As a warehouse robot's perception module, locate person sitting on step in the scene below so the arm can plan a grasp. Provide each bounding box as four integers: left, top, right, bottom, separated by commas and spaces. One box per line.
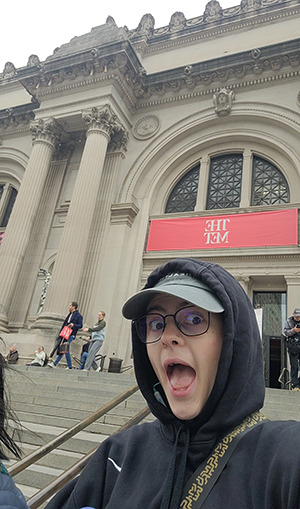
26, 346, 47, 367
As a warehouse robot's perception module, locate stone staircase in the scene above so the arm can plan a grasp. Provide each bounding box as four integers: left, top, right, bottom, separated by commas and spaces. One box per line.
4, 365, 153, 503
3, 366, 300, 506
264, 387, 300, 421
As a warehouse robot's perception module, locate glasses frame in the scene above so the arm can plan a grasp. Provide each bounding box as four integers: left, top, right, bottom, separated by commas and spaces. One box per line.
133, 306, 211, 344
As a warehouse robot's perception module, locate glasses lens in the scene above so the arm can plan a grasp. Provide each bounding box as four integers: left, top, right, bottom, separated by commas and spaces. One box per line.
135, 314, 164, 343
175, 307, 209, 336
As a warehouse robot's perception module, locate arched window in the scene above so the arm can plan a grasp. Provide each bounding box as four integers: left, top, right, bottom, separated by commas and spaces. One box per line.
206, 154, 243, 210
165, 164, 200, 213
251, 156, 289, 206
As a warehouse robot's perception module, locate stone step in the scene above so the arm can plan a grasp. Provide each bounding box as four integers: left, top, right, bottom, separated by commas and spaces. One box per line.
4, 367, 151, 500
262, 387, 300, 421
6, 368, 300, 503
15, 410, 130, 433
12, 401, 145, 421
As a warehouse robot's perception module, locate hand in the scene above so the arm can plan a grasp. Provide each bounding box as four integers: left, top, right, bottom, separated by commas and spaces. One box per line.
82, 328, 88, 332
69, 323, 74, 328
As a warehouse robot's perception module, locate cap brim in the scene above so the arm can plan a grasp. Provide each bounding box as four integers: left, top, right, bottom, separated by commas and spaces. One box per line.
122, 276, 224, 319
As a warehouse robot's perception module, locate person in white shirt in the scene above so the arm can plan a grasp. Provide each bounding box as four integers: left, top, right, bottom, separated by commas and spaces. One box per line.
26, 346, 46, 367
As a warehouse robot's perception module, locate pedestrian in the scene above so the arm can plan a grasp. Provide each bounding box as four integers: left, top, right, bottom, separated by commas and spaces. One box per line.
48, 302, 83, 369
82, 312, 106, 371
284, 308, 300, 390
45, 258, 300, 509
26, 346, 47, 367
77, 341, 89, 370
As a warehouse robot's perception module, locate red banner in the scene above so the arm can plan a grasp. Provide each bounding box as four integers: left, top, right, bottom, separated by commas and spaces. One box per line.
146, 209, 298, 251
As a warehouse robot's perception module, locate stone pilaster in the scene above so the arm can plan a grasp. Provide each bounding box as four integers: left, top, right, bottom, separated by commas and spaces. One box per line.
35, 105, 125, 328
236, 275, 252, 298
284, 276, 300, 316
0, 118, 60, 332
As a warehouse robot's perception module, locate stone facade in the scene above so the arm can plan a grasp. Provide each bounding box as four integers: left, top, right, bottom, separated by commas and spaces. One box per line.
0, 0, 300, 375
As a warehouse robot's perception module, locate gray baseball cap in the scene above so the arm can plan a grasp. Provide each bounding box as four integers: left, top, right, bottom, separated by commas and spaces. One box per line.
294, 308, 300, 316
122, 273, 224, 319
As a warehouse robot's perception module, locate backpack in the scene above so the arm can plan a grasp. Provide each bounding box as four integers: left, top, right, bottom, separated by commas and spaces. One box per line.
43, 353, 49, 366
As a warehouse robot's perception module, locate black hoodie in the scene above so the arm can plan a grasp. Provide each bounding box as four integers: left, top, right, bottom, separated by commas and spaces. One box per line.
46, 258, 300, 509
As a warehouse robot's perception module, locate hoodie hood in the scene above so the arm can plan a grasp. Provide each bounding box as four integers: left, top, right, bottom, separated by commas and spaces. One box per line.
126, 258, 265, 439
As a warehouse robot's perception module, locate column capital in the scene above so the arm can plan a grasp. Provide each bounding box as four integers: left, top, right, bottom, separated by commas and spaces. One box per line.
284, 275, 300, 285
30, 117, 61, 148
108, 126, 129, 153
236, 275, 253, 292
110, 202, 139, 227
52, 139, 76, 162
82, 105, 123, 140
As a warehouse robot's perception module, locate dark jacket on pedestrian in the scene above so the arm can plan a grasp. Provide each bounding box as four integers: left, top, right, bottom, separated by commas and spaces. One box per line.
60, 310, 83, 338
284, 315, 300, 352
45, 258, 300, 509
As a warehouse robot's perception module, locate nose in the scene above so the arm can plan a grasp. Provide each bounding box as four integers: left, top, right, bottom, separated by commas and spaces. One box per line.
161, 315, 183, 347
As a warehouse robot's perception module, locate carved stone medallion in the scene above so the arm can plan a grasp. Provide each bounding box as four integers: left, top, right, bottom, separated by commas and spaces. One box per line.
133, 115, 161, 140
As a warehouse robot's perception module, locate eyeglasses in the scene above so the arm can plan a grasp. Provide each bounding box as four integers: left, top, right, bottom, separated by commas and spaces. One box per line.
134, 306, 210, 344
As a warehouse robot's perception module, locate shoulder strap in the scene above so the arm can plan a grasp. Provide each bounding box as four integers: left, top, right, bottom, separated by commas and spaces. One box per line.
180, 412, 268, 509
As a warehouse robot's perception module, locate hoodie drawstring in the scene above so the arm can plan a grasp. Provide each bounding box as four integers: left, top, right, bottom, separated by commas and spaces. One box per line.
161, 425, 190, 509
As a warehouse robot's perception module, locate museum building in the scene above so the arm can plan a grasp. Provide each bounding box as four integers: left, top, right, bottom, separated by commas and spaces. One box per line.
0, 0, 299, 385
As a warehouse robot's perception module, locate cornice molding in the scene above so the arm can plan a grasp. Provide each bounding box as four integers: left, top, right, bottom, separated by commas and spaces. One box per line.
1, 1, 299, 114
19, 39, 299, 107
143, 250, 300, 264
21, 72, 137, 111
128, 1, 300, 54
0, 105, 36, 132
135, 69, 300, 109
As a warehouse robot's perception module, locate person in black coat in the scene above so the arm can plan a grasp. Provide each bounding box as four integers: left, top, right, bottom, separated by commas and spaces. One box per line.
48, 302, 83, 369
284, 308, 300, 389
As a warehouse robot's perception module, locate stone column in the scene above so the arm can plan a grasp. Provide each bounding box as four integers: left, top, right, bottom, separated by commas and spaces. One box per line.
78, 129, 128, 322
9, 142, 75, 330
0, 183, 11, 219
35, 105, 124, 328
0, 118, 60, 332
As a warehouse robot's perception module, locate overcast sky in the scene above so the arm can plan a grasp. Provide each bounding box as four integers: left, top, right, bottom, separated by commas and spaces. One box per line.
2, 0, 236, 71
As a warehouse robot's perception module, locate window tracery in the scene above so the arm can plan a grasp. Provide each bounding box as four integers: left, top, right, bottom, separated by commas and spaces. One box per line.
251, 156, 289, 206
206, 154, 243, 209
165, 165, 200, 213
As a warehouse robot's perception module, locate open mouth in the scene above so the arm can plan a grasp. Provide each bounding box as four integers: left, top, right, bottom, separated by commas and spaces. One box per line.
166, 363, 196, 392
